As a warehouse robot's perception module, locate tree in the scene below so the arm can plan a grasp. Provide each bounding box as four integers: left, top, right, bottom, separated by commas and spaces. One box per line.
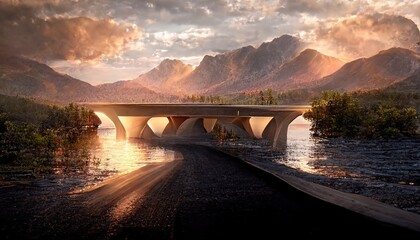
266, 88, 275, 105
365, 104, 417, 138
259, 91, 265, 105
303, 91, 363, 137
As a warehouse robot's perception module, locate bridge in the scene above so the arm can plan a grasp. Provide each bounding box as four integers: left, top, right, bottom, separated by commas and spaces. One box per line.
85, 104, 310, 148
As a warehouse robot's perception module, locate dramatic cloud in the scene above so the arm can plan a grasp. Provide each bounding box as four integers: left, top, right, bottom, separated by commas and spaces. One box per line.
0, 3, 140, 61
313, 14, 420, 60
0, 0, 419, 84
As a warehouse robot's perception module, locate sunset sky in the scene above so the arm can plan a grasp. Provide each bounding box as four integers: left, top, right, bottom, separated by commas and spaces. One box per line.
0, 0, 419, 85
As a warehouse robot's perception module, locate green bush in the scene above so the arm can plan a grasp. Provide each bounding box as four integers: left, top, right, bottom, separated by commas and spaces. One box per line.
303, 92, 363, 137
304, 91, 418, 139
364, 105, 417, 138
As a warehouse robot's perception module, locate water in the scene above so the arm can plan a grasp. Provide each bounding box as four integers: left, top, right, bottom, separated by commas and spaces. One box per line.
220, 122, 419, 184
91, 123, 419, 187
217, 121, 420, 213
60, 128, 177, 190
91, 128, 175, 175
284, 124, 420, 185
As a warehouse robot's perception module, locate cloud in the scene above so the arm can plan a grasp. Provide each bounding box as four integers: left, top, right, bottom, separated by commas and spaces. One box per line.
151, 28, 214, 48
276, 0, 356, 18
313, 13, 420, 60
0, 3, 141, 61
2, 0, 420, 85
48, 59, 152, 85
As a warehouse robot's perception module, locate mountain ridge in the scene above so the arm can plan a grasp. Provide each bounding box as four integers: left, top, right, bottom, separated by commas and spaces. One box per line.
0, 54, 165, 103
0, 54, 98, 102
178, 34, 305, 94
133, 59, 193, 94
317, 47, 420, 91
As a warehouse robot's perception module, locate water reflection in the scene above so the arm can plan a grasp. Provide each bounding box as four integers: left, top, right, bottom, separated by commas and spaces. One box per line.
91, 119, 419, 187
91, 128, 175, 175
80, 128, 179, 227
282, 123, 319, 174
275, 120, 420, 184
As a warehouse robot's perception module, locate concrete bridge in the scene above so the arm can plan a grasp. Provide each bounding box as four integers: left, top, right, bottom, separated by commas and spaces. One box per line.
85, 104, 310, 148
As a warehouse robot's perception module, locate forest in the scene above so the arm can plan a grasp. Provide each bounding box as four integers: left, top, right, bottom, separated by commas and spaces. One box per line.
0, 95, 101, 176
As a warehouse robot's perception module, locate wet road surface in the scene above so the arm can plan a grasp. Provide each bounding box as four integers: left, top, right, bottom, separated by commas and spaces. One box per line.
0, 144, 419, 239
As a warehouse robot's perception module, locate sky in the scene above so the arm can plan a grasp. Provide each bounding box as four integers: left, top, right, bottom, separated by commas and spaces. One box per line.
0, 0, 419, 85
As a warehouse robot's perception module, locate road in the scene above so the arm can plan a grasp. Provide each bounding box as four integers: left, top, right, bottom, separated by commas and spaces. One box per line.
0, 144, 419, 239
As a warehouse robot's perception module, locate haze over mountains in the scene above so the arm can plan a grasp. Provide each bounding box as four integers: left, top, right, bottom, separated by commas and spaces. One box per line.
0, 34, 419, 103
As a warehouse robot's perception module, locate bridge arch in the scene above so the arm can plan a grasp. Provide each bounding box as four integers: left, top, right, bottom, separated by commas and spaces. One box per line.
147, 117, 170, 137
176, 118, 207, 136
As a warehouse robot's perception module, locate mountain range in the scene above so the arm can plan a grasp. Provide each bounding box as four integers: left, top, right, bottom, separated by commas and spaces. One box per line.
0, 35, 419, 103
127, 35, 419, 95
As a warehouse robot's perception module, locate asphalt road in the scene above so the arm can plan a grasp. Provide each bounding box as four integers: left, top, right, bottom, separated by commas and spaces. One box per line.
0, 144, 419, 239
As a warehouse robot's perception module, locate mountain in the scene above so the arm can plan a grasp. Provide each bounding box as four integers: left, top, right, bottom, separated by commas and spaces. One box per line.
0, 54, 166, 103
96, 80, 176, 103
317, 48, 420, 91
0, 54, 98, 102
253, 49, 344, 91
133, 59, 193, 94
178, 34, 305, 94
385, 69, 420, 93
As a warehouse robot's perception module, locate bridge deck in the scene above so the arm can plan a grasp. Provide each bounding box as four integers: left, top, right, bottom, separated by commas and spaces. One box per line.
84, 104, 310, 117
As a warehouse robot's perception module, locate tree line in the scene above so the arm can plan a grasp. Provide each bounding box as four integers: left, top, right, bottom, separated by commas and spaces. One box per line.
183, 88, 317, 105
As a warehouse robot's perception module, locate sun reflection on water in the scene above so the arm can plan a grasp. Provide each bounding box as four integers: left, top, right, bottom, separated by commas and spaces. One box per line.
92, 128, 175, 175
281, 122, 320, 174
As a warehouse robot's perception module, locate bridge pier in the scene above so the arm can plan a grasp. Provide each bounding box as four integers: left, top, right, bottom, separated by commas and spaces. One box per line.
95, 109, 126, 140
163, 117, 189, 135
203, 118, 218, 133
271, 112, 302, 149
118, 116, 150, 138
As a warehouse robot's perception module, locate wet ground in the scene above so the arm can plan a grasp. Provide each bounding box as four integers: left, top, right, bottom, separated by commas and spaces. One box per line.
0, 144, 418, 239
